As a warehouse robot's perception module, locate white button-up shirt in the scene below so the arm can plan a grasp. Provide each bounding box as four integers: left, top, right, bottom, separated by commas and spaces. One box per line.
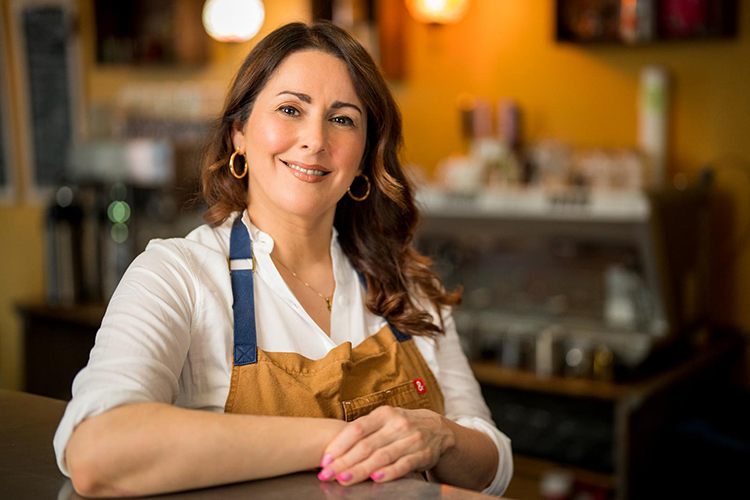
53, 211, 512, 496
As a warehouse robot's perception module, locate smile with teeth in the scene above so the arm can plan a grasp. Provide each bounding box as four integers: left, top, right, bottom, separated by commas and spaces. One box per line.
281, 160, 329, 177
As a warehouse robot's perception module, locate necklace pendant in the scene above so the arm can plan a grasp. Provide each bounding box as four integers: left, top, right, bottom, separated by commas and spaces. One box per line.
325, 297, 332, 311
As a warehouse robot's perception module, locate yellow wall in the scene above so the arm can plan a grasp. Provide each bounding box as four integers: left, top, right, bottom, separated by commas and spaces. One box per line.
1, 0, 749, 389
0, 0, 46, 390
395, 1, 750, 332
397, 1, 750, 172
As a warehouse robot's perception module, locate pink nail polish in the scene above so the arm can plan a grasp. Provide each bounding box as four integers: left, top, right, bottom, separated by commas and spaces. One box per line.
370, 471, 385, 481
337, 472, 353, 482
320, 454, 334, 468
318, 468, 335, 481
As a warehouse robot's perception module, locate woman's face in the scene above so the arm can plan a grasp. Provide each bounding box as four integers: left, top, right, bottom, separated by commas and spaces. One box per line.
233, 49, 368, 221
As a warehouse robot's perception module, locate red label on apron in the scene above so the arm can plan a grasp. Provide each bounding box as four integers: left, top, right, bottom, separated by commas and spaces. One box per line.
413, 378, 426, 394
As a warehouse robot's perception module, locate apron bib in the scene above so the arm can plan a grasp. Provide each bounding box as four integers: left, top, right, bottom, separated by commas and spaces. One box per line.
224, 214, 445, 420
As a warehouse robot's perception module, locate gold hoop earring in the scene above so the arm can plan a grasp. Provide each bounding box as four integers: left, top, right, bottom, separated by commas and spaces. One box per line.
347, 173, 370, 201
229, 148, 247, 179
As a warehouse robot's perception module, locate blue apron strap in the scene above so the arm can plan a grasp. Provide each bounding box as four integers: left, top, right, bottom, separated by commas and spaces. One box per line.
355, 270, 412, 342
230, 214, 257, 365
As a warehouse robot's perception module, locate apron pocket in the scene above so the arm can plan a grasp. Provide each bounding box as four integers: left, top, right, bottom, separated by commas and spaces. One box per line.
342, 379, 431, 422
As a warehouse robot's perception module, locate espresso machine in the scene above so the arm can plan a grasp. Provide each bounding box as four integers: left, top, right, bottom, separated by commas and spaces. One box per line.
415, 185, 711, 379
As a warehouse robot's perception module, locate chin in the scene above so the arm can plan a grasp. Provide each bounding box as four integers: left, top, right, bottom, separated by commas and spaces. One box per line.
277, 192, 340, 219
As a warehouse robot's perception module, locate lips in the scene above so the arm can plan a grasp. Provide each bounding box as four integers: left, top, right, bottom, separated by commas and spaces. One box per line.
280, 159, 330, 177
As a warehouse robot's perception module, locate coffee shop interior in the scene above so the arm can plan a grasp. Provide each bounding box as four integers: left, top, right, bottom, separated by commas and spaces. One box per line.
1, 0, 749, 498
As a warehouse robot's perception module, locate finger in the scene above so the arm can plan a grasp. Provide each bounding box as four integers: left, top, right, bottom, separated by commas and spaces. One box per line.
368, 452, 426, 483
333, 431, 424, 486
369, 448, 435, 483
322, 406, 394, 462
319, 418, 386, 481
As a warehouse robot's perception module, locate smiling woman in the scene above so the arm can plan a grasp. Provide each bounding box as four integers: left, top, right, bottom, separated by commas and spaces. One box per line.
53, 22, 513, 499
236, 50, 367, 218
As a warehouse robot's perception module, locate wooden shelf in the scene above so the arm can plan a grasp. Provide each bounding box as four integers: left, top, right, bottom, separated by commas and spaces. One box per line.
504, 455, 615, 500
555, 0, 739, 45
17, 301, 107, 328
470, 335, 738, 402
470, 362, 628, 400
514, 454, 616, 490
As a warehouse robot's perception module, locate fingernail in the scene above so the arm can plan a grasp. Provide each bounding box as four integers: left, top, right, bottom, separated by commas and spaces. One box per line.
318, 468, 335, 481
337, 472, 353, 483
320, 454, 334, 468
370, 471, 385, 481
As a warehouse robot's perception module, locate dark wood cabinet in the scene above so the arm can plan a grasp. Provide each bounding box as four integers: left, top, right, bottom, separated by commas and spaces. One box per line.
18, 302, 105, 400
474, 335, 741, 500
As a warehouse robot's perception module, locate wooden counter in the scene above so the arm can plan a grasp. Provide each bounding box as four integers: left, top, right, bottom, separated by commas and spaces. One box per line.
0, 389, 503, 499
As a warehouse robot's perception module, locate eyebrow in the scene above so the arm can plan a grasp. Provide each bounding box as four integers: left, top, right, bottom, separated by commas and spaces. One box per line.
277, 91, 362, 115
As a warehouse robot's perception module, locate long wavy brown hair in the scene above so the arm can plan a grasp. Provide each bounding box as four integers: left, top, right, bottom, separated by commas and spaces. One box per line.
199, 21, 460, 338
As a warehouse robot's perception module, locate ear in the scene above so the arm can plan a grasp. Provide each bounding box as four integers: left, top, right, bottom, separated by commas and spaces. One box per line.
231, 119, 246, 153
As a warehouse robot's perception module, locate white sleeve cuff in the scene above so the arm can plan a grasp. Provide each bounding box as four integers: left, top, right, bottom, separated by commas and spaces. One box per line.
453, 416, 513, 498
53, 390, 154, 477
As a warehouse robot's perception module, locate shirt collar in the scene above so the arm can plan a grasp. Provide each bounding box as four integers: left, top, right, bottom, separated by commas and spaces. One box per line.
241, 209, 274, 254
240, 209, 341, 256
239, 208, 350, 294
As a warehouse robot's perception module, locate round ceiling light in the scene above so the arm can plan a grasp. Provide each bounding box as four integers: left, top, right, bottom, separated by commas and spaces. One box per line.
203, 0, 265, 43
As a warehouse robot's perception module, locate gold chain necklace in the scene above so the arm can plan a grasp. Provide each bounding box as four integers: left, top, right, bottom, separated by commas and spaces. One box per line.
273, 258, 333, 311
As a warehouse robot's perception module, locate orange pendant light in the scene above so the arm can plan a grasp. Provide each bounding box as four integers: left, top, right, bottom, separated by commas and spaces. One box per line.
405, 0, 470, 25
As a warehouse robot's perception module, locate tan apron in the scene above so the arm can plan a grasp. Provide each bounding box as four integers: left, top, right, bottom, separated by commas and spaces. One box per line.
224, 214, 445, 420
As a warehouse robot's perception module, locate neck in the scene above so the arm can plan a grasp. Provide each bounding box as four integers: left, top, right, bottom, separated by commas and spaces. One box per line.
247, 196, 334, 272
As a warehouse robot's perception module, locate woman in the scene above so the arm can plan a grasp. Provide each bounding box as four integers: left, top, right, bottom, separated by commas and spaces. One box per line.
54, 22, 512, 497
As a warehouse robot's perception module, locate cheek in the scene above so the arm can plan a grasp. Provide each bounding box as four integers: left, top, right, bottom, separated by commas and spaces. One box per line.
331, 135, 367, 171
248, 117, 295, 155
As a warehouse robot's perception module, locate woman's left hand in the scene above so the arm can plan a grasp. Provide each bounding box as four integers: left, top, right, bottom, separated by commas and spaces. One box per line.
317, 405, 456, 485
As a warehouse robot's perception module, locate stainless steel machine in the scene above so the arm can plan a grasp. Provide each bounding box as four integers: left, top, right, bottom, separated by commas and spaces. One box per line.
415, 186, 711, 379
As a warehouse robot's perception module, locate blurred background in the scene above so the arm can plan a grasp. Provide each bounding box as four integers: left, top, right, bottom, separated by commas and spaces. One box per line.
0, 1, 749, 499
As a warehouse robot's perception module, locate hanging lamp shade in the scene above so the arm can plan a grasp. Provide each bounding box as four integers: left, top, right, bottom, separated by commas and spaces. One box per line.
405, 0, 470, 25
202, 0, 265, 42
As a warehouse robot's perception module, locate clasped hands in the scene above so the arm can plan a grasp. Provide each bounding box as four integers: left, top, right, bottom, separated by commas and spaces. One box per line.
317, 405, 456, 486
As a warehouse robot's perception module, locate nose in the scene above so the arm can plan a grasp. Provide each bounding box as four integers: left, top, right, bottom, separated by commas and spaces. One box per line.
300, 118, 327, 153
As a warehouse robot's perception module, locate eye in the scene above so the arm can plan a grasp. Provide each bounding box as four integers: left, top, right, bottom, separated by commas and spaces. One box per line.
278, 105, 300, 116
332, 115, 355, 127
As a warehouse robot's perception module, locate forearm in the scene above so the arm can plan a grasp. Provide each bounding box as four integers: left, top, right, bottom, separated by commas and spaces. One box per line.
66, 402, 345, 497
427, 418, 499, 491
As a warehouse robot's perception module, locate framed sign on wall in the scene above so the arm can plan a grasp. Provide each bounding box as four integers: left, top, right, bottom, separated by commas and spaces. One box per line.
0, 5, 18, 202
9, 0, 84, 199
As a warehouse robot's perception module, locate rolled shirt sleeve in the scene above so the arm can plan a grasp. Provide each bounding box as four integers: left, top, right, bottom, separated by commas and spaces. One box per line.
52, 239, 197, 476
433, 311, 513, 497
